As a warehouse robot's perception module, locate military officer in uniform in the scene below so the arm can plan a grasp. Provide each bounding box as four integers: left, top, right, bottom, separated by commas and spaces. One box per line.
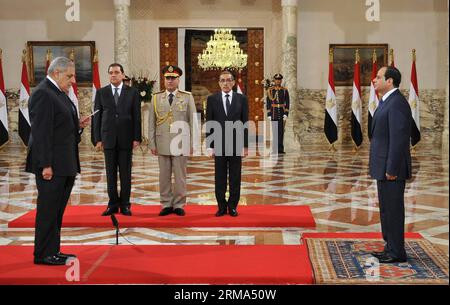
266, 73, 289, 154
149, 65, 197, 216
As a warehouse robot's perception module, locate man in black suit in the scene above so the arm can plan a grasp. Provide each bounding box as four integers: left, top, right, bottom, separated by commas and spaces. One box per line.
94, 63, 141, 216
369, 66, 412, 264
26, 57, 90, 265
206, 71, 249, 217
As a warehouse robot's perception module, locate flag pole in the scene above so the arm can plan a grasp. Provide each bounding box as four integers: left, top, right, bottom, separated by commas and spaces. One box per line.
20, 48, 29, 150
328, 48, 334, 153
410, 48, 419, 151
92, 48, 101, 152
352, 49, 362, 153
0, 48, 9, 150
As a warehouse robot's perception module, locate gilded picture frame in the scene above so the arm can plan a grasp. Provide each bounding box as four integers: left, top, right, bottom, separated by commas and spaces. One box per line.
329, 44, 388, 86
27, 41, 95, 87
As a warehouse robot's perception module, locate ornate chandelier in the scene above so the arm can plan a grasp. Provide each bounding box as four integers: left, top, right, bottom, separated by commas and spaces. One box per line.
197, 28, 248, 71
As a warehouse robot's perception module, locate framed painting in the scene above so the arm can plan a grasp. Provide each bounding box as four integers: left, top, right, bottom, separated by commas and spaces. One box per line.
329, 44, 388, 86
27, 41, 95, 86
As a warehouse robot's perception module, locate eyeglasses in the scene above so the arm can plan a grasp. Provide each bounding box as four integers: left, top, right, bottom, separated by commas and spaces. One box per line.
219, 79, 234, 83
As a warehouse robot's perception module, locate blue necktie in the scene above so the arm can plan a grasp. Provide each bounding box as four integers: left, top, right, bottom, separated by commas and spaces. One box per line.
379, 98, 384, 107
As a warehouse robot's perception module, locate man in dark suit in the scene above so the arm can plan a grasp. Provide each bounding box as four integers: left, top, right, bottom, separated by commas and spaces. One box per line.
206, 71, 249, 217
369, 66, 412, 264
26, 57, 90, 265
94, 63, 141, 216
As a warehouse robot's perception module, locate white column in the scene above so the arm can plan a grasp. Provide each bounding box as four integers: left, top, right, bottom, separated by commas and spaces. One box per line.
281, 0, 299, 152
114, 0, 131, 74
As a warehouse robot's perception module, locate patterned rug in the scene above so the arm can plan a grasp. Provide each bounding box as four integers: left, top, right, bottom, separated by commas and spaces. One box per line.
306, 237, 449, 284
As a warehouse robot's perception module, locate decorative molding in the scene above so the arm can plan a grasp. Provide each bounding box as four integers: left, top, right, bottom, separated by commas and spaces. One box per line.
281, 0, 298, 7
114, 0, 131, 7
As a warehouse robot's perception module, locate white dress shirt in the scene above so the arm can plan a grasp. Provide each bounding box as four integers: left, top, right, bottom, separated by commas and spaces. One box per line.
166, 89, 178, 103
46, 75, 62, 92
221, 91, 233, 115
381, 87, 398, 103
111, 82, 124, 96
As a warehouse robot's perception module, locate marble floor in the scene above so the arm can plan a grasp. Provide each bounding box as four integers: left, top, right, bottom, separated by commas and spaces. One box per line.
0, 142, 448, 256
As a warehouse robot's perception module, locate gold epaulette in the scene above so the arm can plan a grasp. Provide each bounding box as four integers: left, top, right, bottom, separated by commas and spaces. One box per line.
178, 90, 192, 95
153, 90, 165, 95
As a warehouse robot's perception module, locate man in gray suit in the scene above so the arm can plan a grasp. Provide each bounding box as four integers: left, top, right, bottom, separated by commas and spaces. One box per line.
149, 65, 197, 216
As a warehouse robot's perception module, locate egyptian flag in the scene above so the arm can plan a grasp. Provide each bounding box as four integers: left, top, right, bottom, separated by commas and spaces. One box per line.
0, 49, 8, 148
324, 49, 337, 145
409, 49, 421, 147
19, 51, 31, 146
351, 49, 363, 148
91, 50, 101, 146
368, 50, 379, 140
68, 50, 80, 118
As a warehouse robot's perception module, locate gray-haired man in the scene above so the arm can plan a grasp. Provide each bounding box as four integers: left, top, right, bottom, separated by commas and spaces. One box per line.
26, 57, 90, 265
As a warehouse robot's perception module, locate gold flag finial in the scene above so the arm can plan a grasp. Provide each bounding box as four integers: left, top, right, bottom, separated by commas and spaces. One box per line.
355, 49, 360, 63
93, 49, 99, 63
22, 49, 27, 63
412, 49, 416, 62
46, 49, 52, 61
69, 49, 75, 61
389, 48, 394, 66
329, 48, 333, 63
372, 49, 377, 63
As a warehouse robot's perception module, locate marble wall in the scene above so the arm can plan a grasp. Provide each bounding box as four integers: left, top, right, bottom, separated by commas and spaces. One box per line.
295, 88, 446, 148
5, 88, 95, 145
5, 87, 445, 149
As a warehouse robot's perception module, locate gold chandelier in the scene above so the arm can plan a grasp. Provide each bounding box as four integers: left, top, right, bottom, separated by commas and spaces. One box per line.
197, 28, 248, 71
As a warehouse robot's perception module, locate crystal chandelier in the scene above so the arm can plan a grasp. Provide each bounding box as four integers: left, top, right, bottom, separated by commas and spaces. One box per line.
197, 28, 248, 71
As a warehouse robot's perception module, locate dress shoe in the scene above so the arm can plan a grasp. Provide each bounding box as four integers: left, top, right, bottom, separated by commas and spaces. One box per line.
34, 255, 67, 266
215, 209, 227, 217
377, 254, 407, 264
120, 206, 132, 216
371, 251, 387, 258
278, 151, 286, 154
57, 252, 76, 259
173, 208, 186, 216
159, 207, 173, 216
101, 206, 119, 216
228, 208, 238, 217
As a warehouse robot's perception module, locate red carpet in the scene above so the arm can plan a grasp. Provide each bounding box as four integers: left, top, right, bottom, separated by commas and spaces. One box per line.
0, 245, 314, 284
9, 205, 315, 228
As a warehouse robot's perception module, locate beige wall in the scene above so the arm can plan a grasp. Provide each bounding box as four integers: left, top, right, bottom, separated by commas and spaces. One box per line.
0, 0, 447, 91
0, 0, 115, 89
298, 0, 448, 89
0, 0, 282, 89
